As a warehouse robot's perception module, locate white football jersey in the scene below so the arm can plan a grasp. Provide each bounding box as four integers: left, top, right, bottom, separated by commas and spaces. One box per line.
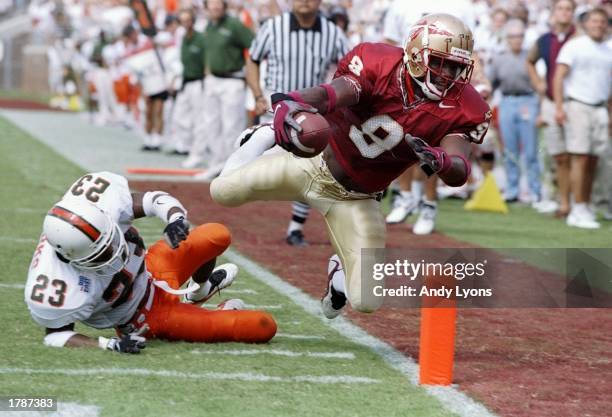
24, 172, 150, 329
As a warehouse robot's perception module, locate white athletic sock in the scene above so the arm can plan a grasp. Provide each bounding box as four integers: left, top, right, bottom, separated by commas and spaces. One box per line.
187, 278, 212, 300
287, 220, 304, 235
412, 180, 424, 201
399, 190, 413, 201
220, 125, 275, 176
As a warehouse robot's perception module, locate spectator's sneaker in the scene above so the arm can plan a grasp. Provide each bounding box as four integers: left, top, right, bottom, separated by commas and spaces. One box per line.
184, 264, 239, 303
286, 230, 308, 246
413, 201, 437, 235
321, 256, 347, 319
169, 150, 189, 156
217, 298, 246, 310
386, 194, 418, 224
532, 200, 559, 214
182, 156, 203, 169
567, 207, 601, 229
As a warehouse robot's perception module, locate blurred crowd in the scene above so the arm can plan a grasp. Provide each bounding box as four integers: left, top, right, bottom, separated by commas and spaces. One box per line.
24, 0, 612, 231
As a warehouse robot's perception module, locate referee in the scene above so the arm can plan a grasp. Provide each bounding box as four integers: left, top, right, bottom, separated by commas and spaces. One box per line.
246, 0, 349, 246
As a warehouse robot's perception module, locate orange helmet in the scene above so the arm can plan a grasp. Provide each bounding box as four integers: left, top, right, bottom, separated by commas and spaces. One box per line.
403, 13, 475, 100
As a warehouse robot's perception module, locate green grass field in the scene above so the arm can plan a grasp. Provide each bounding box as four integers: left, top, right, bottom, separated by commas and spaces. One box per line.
0, 116, 462, 416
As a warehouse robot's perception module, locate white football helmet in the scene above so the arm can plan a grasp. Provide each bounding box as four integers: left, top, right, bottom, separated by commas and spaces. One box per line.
43, 200, 129, 274
404, 13, 475, 100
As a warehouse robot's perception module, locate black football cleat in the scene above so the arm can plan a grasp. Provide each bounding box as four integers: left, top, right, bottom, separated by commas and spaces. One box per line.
286, 230, 308, 247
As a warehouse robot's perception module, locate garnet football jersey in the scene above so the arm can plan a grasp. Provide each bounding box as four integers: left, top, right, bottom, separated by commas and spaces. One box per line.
326, 43, 491, 193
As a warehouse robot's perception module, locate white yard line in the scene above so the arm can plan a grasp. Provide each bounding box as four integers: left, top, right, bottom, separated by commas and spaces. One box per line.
0, 236, 37, 244
190, 348, 354, 360
0, 368, 378, 385
203, 303, 283, 310
224, 248, 498, 417
275, 333, 325, 340
0, 283, 25, 289
221, 288, 258, 295
0, 207, 46, 214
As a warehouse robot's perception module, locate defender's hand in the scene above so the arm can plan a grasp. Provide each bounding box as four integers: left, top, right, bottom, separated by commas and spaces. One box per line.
163, 216, 190, 249
271, 93, 318, 151
406, 136, 451, 177
100, 326, 147, 354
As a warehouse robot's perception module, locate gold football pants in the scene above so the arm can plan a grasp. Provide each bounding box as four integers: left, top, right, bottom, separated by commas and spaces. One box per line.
211, 151, 385, 313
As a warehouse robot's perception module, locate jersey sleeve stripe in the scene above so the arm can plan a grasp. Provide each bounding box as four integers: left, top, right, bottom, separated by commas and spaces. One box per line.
48, 207, 102, 242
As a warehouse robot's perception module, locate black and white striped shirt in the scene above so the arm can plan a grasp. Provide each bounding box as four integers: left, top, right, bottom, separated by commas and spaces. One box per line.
249, 12, 350, 93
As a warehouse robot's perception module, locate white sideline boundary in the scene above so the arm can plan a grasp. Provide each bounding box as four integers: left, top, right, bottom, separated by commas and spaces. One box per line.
0, 368, 378, 385
224, 248, 498, 417
191, 348, 354, 360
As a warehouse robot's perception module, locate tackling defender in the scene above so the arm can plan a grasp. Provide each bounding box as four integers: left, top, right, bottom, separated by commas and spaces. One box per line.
211, 14, 490, 318
25, 172, 276, 353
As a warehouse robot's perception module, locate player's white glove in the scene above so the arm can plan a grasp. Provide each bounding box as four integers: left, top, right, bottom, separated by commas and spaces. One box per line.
99, 325, 148, 354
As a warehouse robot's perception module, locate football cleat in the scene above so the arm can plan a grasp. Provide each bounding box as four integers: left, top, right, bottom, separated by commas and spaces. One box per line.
321, 256, 347, 319
217, 298, 246, 310
386, 194, 418, 224
286, 230, 308, 247
184, 263, 239, 303
413, 201, 437, 235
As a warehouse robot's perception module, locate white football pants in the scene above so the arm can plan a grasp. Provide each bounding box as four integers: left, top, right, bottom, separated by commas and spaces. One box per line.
189, 76, 247, 173
171, 80, 205, 153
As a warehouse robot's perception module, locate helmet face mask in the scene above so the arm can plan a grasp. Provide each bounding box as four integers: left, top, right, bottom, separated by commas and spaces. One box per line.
70, 222, 129, 275
44, 201, 130, 275
404, 13, 475, 100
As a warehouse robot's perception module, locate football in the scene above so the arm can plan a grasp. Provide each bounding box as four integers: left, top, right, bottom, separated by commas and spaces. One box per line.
286, 111, 332, 158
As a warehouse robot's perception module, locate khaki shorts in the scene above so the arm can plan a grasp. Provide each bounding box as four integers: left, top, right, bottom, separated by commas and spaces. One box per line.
565, 100, 610, 155
540, 97, 566, 156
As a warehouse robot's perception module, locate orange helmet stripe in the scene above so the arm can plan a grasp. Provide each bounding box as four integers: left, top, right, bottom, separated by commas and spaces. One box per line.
48, 206, 101, 242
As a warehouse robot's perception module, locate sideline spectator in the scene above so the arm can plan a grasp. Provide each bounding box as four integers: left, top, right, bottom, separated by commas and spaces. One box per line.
553, 8, 611, 229
526, 0, 576, 216
489, 19, 541, 203
174, 8, 207, 167
246, 0, 349, 246
188, 0, 254, 177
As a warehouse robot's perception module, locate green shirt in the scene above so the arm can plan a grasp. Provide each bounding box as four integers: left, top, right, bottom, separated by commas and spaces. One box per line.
204, 16, 254, 76
181, 31, 206, 80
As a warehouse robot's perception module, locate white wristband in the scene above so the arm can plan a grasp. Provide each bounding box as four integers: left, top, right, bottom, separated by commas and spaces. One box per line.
142, 191, 187, 223
43, 331, 77, 347
98, 336, 112, 350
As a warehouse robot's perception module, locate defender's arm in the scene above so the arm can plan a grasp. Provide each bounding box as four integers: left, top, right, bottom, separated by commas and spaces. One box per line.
44, 324, 146, 354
